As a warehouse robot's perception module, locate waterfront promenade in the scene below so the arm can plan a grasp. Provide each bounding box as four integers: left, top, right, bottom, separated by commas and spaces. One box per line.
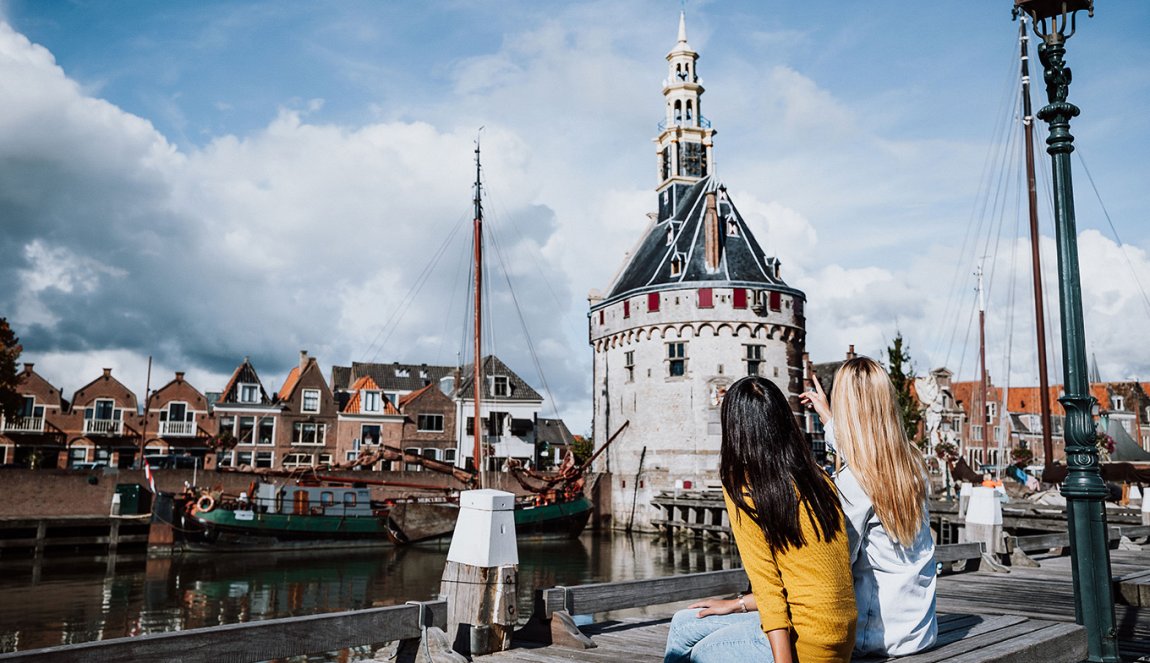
477, 546, 1150, 663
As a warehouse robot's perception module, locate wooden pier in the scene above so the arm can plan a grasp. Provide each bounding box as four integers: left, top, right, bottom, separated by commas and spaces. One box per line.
0, 515, 151, 558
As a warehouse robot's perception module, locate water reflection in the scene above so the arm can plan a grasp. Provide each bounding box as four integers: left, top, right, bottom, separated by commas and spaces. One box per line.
0, 534, 741, 655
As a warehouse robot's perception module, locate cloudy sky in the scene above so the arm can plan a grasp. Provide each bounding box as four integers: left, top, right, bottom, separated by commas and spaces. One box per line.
1, 1, 1148, 433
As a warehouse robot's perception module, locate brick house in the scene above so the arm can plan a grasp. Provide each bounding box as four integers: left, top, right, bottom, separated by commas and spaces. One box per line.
334, 375, 404, 469
0, 363, 66, 468
142, 371, 215, 460
212, 357, 279, 469
397, 383, 458, 469
64, 368, 143, 469
276, 351, 338, 469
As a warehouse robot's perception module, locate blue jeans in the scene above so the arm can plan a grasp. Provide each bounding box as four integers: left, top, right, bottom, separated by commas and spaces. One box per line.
664, 609, 774, 663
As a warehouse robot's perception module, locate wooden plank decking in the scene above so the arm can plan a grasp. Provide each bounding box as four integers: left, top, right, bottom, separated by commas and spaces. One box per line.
477, 546, 1150, 663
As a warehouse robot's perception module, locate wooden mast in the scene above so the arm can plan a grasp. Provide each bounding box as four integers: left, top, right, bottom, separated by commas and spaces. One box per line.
978, 264, 989, 468
472, 139, 484, 485
1019, 17, 1055, 472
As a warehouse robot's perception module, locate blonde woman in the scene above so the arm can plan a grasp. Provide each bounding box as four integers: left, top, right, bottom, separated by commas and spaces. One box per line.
801, 356, 937, 656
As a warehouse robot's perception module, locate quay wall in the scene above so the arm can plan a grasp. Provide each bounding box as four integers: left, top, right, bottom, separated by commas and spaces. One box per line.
0, 468, 545, 518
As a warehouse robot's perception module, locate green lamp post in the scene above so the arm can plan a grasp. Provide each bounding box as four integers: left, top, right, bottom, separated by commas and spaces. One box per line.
1012, 1, 1118, 660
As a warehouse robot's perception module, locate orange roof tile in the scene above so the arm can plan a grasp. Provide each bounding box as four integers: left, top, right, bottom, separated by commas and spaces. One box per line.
344, 375, 399, 415
278, 366, 301, 401
398, 383, 435, 409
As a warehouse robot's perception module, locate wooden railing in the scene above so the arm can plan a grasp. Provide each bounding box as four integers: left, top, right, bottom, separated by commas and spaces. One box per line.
0, 600, 450, 663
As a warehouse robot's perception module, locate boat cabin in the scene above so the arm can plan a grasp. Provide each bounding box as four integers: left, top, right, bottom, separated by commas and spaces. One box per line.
252, 483, 374, 518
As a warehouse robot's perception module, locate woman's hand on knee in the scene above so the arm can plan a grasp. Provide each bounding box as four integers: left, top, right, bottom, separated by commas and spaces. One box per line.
687, 597, 745, 617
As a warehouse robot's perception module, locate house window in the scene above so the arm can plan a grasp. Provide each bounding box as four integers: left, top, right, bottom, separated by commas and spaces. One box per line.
302, 389, 320, 413
418, 415, 445, 432
727, 218, 739, 237
733, 288, 747, 309
237, 416, 256, 445
648, 292, 660, 313
422, 448, 440, 462
258, 418, 275, 445
598, 310, 604, 325
444, 449, 457, 464
361, 425, 381, 446
292, 422, 327, 445
363, 391, 381, 412
236, 451, 253, 467
217, 451, 235, 468
345, 451, 360, 463
1111, 396, 1125, 411
745, 345, 764, 376
986, 402, 997, 419
239, 384, 259, 404
624, 351, 635, 382
283, 453, 315, 468
255, 451, 274, 468
972, 425, 983, 441
384, 392, 398, 406
465, 417, 488, 437
93, 399, 116, 421
768, 291, 782, 312
671, 254, 684, 276
667, 342, 687, 377
166, 402, 189, 422
492, 376, 510, 398
404, 447, 422, 471
698, 288, 713, 308
623, 300, 631, 318
319, 453, 333, 465
489, 412, 508, 436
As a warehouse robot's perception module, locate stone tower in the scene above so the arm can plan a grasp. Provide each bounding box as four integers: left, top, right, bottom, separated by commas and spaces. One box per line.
587, 13, 807, 532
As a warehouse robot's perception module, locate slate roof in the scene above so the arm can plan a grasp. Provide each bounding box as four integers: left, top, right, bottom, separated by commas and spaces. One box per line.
455, 355, 543, 402
604, 175, 792, 303
536, 417, 575, 447
330, 361, 455, 393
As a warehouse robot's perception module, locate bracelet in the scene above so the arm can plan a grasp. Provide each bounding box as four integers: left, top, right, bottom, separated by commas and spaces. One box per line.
736, 593, 748, 613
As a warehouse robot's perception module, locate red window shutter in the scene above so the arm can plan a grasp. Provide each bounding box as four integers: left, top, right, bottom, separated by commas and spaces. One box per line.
698, 288, 713, 308
648, 292, 660, 312
623, 300, 631, 318
733, 288, 747, 309
769, 291, 781, 311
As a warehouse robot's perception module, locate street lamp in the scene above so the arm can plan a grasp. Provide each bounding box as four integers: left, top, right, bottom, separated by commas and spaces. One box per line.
1012, 2, 1118, 661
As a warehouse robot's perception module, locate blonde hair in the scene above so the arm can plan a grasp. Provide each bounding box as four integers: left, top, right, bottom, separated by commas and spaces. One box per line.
831, 356, 928, 547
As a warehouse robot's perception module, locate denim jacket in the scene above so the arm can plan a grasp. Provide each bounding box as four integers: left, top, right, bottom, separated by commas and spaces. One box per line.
827, 421, 938, 656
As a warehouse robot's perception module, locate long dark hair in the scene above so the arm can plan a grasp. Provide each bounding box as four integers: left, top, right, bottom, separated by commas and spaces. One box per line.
720, 376, 842, 552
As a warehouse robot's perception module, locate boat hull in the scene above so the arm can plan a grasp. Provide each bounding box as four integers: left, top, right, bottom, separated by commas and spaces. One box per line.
183, 508, 394, 552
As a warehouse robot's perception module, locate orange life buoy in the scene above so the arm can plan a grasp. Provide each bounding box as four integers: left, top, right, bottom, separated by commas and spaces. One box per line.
196, 495, 216, 513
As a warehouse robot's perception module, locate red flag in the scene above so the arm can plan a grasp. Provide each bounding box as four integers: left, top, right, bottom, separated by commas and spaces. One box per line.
143, 455, 157, 494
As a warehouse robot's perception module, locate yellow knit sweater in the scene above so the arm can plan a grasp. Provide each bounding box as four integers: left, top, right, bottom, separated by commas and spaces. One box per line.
724, 489, 857, 662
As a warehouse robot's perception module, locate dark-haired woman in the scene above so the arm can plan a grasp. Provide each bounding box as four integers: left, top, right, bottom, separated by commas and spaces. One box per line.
664, 376, 856, 663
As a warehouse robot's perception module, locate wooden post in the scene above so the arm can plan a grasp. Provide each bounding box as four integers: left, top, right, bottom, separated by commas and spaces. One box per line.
439, 489, 518, 657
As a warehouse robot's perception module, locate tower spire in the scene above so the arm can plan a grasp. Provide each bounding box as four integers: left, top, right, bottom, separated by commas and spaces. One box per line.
654, 11, 715, 221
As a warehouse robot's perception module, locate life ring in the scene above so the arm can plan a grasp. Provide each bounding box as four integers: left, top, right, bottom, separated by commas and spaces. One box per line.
196, 495, 216, 513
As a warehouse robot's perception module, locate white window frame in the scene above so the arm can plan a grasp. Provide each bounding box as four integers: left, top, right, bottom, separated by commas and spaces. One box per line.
239, 383, 259, 404
292, 421, 327, 446
302, 389, 321, 414
492, 376, 510, 398
363, 390, 381, 413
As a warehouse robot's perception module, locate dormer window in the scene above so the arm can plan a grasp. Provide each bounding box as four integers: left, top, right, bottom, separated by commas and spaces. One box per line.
420, 369, 429, 380
302, 389, 320, 413
395, 368, 410, 378
492, 376, 510, 398
666, 221, 681, 246
363, 390, 381, 413
727, 218, 739, 237
239, 384, 259, 404
670, 253, 685, 277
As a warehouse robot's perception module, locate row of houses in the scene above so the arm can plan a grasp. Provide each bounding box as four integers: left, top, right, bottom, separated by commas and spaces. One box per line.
0, 351, 575, 472
810, 346, 1150, 474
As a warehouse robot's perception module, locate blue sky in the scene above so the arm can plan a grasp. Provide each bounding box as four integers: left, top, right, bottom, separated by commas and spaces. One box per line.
1, 1, 1148, 431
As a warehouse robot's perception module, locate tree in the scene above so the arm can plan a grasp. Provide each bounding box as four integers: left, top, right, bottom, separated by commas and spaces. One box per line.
570, 434, 594, 465
886, 332, 922, 446
0, 318, 23, 421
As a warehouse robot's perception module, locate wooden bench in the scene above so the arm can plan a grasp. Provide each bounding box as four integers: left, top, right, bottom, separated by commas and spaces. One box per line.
0, 599, 455, 663
482, 612, 1086, 662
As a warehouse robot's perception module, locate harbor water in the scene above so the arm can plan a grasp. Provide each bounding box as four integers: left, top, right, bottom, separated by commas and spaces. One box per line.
0, 532, 742, 657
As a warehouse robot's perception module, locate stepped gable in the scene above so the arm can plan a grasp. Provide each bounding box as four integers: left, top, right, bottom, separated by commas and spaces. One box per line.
606, 175, 783, 302
218, 358, 272, 405
455, 355, 542, 402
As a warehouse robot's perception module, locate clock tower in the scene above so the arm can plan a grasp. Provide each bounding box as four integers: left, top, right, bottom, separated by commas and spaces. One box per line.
655, 12, 716, 221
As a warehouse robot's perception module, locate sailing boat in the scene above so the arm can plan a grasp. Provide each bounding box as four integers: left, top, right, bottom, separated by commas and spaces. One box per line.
172, 144, 595, 551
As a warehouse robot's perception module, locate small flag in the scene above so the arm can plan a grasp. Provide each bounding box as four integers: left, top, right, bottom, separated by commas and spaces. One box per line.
143, 455, 157, 494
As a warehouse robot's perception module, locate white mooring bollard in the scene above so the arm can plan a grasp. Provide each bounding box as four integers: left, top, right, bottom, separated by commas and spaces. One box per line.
1142, 488, 1150, 526
439, 489, 519, 657
962, 486, 1010, 572
957, 482, 974, 520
